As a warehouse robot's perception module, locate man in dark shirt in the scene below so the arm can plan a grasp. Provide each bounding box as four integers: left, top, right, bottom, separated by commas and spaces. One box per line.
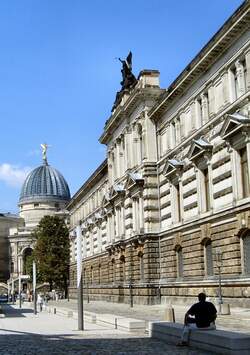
177, 292, 217, 346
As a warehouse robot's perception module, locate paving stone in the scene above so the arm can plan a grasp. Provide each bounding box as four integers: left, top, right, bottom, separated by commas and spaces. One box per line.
0, 304, 213, 355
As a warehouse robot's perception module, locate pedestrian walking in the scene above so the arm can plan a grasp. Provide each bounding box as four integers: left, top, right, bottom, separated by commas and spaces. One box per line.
37, 294, 43, 312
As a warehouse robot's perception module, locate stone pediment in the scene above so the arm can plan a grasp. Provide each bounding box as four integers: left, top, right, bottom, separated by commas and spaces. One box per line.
220, 113, 250, 140
163, 159, 184, 178
109, 184, 126, 200
124, 172, 144, 190
188, 137, 213, 162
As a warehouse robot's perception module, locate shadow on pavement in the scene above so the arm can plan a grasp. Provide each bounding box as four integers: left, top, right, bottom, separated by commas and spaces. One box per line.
1, 304, 34, 318
0, 331, 211, 355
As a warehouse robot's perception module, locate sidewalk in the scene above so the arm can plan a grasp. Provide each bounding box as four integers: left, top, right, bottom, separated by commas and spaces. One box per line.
47, 298, 250, 334
0, 304, 213, 354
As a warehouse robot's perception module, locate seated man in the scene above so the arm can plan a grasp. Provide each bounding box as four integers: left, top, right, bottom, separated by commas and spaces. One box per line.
177, 292, 217, 346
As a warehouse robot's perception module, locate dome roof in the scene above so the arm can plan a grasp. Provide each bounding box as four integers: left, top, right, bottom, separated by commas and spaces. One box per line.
19, 163, 70, 204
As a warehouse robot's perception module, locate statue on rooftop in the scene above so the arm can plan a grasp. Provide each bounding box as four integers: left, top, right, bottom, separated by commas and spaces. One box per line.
41, 143, 49, 164
118, 51, 137, 90
112, 51, 137, 112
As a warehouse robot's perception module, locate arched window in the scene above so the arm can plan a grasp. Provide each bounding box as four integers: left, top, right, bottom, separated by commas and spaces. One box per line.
176, 245, 183, 278
204, 239, 214, 276
243, 232, 250, 274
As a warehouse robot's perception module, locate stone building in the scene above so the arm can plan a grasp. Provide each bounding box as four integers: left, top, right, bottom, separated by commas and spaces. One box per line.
68, 1, 250, 306
8, 150, 70, 281
0, 213, 22, 282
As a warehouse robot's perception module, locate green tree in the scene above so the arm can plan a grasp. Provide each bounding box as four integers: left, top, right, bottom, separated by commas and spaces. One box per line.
32, 215, 70, 293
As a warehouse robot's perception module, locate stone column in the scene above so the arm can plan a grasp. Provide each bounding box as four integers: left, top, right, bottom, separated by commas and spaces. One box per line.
228, 67, 236, 102
107, 215, 111, 245
207, 159, 213, 211
132, 198, 136, 232
190, 100, 196, 131
139, 195, 144, 232
208, 84, 215, 117
246, 140, 250, 190
245, 49, 250, 92
221, 70, 230, 106
175, 117, 181, 144
236, 60, 246, 96
179, 111, 185, 140
116, 139, 121, 179
111, 213, 115, 243
171, 121, 176, 148
120, 135, 125, 176
201, 93, 209, 124
144, 112, 157, 161
115, 207, 120, 241
178, 176, 184, 222
97, 222, 102, 253
195, 99, 202, 128
90, 229, 94, 255
230, 147, 241, 202
195, 166, 202, 214
120, 205, 125, 237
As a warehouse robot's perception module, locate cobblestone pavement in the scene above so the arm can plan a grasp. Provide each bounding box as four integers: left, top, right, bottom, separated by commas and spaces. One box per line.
0, 304, 214, 355
49, 298, 250, 334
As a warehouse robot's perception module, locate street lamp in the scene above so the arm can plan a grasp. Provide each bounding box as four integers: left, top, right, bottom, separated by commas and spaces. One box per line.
33, 260, 37, 315
215, 249, 223, 314
18, 257, 22, 309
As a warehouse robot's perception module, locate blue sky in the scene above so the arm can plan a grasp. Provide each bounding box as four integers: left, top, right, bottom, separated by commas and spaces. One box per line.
0, 0, 243, 213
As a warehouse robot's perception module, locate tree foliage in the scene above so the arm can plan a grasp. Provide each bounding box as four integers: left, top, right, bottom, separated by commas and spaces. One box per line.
32, 215, 70, 291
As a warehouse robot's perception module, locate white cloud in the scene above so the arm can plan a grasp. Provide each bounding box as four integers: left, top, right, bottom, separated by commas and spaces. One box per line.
0, 163, 31, 187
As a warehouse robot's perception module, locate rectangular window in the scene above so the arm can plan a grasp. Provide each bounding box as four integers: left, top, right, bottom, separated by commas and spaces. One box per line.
205, 242, 213, 276
240, 147, 250, 198
204, 168, 210, 211
177, 249, 183, 278
175, 183, 181, 222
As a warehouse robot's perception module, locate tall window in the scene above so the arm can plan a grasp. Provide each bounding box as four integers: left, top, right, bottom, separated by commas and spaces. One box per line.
112, 258, 116, 283
243, 233, 250, 274
98, 264, 101, 284
204, 240, 213, 276
240, 147, 250, 198
90, 266, 94, 284
172, 182, 181, 223
139, 252, 144, 281
203, 168, 210, 211
120, 255, 126, 282
176, 246, 183, 278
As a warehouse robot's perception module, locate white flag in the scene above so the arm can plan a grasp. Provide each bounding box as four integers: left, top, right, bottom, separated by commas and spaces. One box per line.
76, 225, 82, 288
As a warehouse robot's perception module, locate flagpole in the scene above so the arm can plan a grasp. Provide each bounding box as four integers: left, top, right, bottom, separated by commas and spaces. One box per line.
76, 224, 84, 330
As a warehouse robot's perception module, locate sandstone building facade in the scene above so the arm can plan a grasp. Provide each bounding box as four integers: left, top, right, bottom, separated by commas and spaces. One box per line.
68, 1, 250, 306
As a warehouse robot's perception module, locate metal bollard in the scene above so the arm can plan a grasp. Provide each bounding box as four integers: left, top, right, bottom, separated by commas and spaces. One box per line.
53, 307, 56, 314
115, 318, 117, 329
